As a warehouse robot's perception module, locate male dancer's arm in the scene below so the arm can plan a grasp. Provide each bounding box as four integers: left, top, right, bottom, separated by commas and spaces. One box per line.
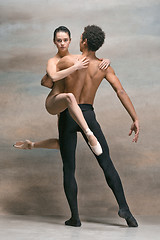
105, 66, 139, 142
41, 74, 53, 89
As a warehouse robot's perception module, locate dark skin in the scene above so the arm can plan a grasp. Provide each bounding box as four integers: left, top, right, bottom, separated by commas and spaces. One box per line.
14, 31, 110, 150
14, 32, 139, 150
44, 36, 139, 142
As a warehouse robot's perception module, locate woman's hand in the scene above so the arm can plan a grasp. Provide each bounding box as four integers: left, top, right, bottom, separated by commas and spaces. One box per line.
99, 58, 111, 70
74, 57, 90, 70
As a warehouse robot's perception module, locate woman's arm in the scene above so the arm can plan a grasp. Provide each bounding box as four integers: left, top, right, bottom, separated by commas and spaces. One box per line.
46, 57, 89, 82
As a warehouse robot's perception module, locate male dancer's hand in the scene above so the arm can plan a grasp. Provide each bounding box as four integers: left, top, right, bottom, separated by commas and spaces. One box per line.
129, 120, 140, 143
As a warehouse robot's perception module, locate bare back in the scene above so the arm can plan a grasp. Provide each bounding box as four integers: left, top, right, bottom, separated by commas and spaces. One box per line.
58, 56, 106, 104
52, 55, 87, 103
79, 59, 106, 104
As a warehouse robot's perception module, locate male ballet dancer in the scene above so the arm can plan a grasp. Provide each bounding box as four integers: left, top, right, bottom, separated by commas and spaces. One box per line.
44, 25, 140, 227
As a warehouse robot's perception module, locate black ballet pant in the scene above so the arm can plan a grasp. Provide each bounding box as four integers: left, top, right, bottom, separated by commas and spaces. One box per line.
58, 104, 129, 219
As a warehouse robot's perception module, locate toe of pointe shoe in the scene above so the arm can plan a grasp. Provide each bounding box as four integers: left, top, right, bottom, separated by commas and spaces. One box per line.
89, 141, 102, 156
13, 143, 23, 149
13, 140, 32, 149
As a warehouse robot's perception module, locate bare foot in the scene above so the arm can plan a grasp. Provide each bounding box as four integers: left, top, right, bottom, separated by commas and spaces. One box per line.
13, 140, 34, 149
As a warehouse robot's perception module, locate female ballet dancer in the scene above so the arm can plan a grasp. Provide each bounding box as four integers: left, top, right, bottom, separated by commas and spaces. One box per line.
14, 26, 110, 155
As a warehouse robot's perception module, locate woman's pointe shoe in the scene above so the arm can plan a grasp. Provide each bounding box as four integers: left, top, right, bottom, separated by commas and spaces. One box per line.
86, 129, 102, 156
13, 140, 34, 149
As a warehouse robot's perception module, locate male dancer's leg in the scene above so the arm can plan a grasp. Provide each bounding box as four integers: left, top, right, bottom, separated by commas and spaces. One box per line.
58, 110, 81, 227
79, 105, 138, 227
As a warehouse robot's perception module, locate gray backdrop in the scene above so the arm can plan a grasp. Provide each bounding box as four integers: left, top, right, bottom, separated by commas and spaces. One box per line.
0, 0, 160, 217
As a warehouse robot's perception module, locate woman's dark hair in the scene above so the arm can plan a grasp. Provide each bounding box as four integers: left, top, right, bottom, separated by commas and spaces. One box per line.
53, 26, 71, 41
82, 25, 105, 51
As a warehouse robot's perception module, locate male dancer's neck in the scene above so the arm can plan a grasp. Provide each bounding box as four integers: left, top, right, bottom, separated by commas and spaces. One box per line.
82, 49, 96, 59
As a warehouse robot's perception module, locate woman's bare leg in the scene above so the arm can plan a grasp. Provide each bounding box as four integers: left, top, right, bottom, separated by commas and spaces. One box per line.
14, 93, 102, 154
14, 139, 59, 149
34, 138, 59, 149
47, 93, 102, 155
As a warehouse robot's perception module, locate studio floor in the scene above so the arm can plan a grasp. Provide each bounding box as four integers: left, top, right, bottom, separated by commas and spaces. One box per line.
0, 215, 160, 240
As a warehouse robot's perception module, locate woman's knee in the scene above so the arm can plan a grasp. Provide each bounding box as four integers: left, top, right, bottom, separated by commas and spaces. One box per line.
65, 93, 76, 105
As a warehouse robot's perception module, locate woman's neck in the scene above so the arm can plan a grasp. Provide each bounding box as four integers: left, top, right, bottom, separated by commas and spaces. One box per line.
57, 50, 70, 58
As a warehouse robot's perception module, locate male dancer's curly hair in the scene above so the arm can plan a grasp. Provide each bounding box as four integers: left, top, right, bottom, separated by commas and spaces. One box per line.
82, 25, 105, 51
53, 26, 71, 41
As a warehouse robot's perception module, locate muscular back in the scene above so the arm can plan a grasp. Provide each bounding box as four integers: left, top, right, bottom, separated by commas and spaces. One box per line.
79, 59, 106, 104
58, 55, 106, 104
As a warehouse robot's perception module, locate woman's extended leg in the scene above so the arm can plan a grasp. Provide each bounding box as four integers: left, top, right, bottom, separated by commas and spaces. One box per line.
14, 139, 60, 150
46, 93, 102, 156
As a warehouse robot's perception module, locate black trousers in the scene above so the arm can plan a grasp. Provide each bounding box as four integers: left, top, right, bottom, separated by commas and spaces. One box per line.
58, 104, 129, 219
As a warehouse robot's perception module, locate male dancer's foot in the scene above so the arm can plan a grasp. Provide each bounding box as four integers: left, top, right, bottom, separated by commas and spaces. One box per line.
118, 208, 138, 227
85, 128, 102, 156
65, 217, 81, 227
13, 140, 34, 149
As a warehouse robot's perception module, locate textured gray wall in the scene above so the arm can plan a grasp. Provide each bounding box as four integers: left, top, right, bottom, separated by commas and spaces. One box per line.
0, 0, 160, 217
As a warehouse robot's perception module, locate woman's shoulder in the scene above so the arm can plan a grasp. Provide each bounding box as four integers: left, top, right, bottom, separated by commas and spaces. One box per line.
48, 56, 59, 65
59, 55, 74, 63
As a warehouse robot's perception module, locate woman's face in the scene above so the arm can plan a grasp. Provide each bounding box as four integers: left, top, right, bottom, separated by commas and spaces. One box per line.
54, 31, 71, 52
